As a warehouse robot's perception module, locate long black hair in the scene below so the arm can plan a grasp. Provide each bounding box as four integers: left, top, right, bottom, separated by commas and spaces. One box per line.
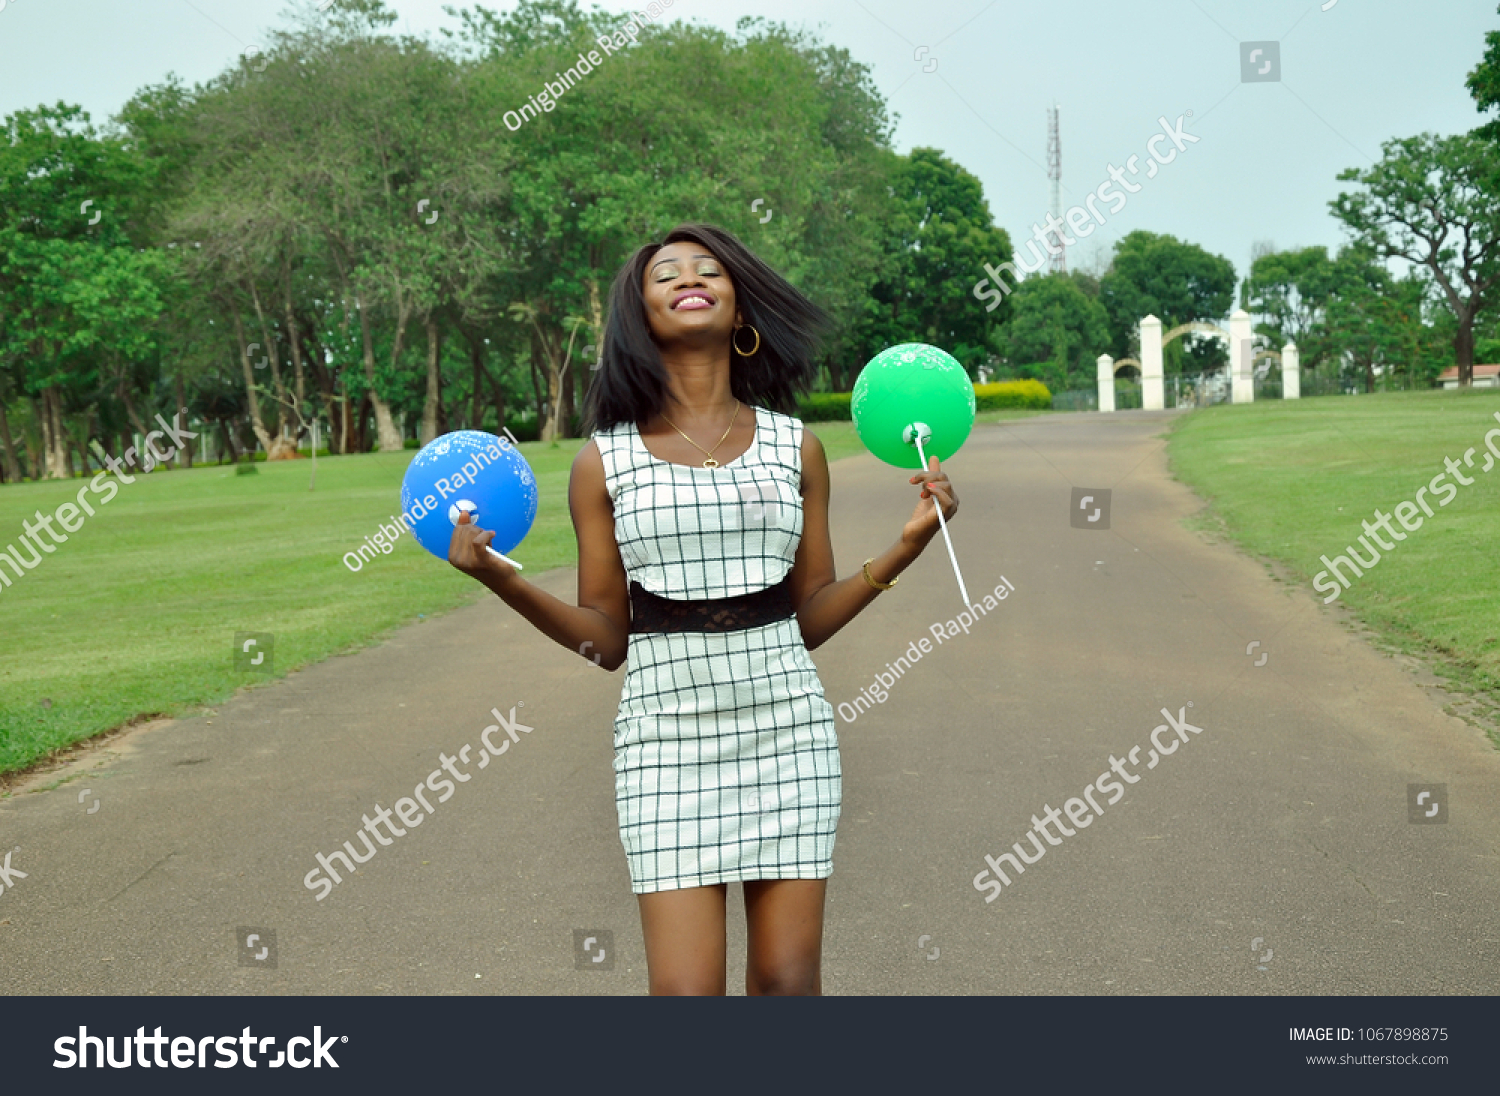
583, 223, 830, 432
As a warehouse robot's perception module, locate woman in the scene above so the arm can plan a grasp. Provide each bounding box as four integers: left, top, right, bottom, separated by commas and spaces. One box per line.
447, 223, 958, 995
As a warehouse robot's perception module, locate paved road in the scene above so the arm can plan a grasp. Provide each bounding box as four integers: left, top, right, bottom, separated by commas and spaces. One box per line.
4, 410, 1498, 995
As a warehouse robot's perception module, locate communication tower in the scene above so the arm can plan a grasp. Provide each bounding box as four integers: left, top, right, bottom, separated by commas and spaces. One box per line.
1047, 103, 1065, 273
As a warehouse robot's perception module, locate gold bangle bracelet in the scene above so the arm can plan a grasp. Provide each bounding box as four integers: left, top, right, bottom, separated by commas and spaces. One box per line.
862, 558, 898, 591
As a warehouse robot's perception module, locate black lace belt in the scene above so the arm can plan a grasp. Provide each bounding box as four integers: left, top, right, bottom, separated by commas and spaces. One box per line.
629, 578, 795, 634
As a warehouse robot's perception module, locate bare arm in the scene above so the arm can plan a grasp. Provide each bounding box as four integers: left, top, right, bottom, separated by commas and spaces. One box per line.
788, 428, 958, 651
447, 440, 631, 671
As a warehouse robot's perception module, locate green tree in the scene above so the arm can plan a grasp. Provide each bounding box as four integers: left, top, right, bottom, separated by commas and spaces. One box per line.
0, 104, 162, 478
1098, 230, 1236, 361
1243, 244, 1441, 391
999, 272, 1110, 391
1240, 245, 1339, 357
857, 147, 1013, 374
765, 24, 894, 392
159, 2, 513, 452
1466, 3, 1500, 141
1322, 250, 1435, 392
459, 5, 895, 431
1330, 132, 1500, 386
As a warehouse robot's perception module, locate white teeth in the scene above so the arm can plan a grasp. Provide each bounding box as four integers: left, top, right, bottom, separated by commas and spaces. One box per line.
677, 296, 711, 308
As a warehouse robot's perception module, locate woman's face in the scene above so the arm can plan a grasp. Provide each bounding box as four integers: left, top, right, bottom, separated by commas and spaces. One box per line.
641, 241, 740, 348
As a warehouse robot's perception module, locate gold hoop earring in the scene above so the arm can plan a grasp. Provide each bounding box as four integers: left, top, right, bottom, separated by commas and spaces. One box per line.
732, 324, 761, 356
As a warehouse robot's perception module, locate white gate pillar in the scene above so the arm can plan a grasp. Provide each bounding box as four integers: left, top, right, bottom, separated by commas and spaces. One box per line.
1140, 315, 1164, 410
1230, 309, 1254, 404
1097, 354, 1115, 413
1282, 341, 1300, 399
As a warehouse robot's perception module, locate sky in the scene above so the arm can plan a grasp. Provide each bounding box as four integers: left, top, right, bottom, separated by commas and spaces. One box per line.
1, 0, 1495, 287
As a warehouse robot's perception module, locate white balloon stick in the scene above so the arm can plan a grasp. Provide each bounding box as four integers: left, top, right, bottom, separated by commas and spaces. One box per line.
912, 431, 968, 606
485, 546, 524, 571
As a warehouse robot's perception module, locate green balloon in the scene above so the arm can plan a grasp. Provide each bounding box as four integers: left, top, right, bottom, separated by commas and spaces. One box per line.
852, 343, 976, 469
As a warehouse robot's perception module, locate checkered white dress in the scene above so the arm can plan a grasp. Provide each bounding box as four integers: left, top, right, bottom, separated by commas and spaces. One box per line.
596, 407, 841, 894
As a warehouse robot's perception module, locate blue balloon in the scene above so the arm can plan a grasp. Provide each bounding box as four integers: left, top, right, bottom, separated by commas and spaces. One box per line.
400, 431, 538, 560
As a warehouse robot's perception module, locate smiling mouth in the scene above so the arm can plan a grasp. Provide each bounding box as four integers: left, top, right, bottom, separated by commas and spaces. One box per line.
672, 294, 715, 310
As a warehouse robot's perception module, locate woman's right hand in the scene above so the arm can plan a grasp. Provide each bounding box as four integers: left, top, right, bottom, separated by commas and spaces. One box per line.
448, 509, 515, 581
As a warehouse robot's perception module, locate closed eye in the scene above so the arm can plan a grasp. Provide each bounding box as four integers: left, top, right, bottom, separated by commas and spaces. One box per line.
654, 263, 722, 282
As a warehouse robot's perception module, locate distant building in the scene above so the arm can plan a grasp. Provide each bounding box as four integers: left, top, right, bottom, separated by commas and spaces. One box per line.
1437, 364, 1500, 388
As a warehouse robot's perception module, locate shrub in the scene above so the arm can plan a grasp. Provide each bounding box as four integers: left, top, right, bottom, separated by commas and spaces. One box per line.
974, 379, 1052, 410
797, 392, 853, 421
504, 419, 542, 442
234, 459, 259, 476
498, 417, 583, 442
797, 381, 1052, 421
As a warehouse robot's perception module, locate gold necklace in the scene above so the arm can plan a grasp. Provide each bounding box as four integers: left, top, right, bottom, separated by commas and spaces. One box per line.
660, 400, 741, 468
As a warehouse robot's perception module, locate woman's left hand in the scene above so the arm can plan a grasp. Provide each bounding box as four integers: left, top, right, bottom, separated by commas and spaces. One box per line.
902, 455, 959, 547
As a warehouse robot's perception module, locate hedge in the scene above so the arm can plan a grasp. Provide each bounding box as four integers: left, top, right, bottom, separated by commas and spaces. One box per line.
974, 379, 1052, 410
798, 381, 1051, 422
479, 417, 576, 443
503, 419, 542, 442
797, 392, 854, 421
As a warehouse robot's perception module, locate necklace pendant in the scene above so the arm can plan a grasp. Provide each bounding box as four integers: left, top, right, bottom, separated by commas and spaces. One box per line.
702, 457, 719, 469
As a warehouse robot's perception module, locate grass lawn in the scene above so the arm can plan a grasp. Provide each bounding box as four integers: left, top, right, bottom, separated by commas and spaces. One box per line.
1168, 388, 1500, 713
0, 438, 576, 776
976, 406, 1055, 426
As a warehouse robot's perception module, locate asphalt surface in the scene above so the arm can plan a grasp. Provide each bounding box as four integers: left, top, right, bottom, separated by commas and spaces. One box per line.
4, 409, 1498, 995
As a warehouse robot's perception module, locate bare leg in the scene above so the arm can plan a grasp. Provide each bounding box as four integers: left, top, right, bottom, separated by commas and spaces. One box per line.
637, 884, 728, 995
743, 879, 827, 996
